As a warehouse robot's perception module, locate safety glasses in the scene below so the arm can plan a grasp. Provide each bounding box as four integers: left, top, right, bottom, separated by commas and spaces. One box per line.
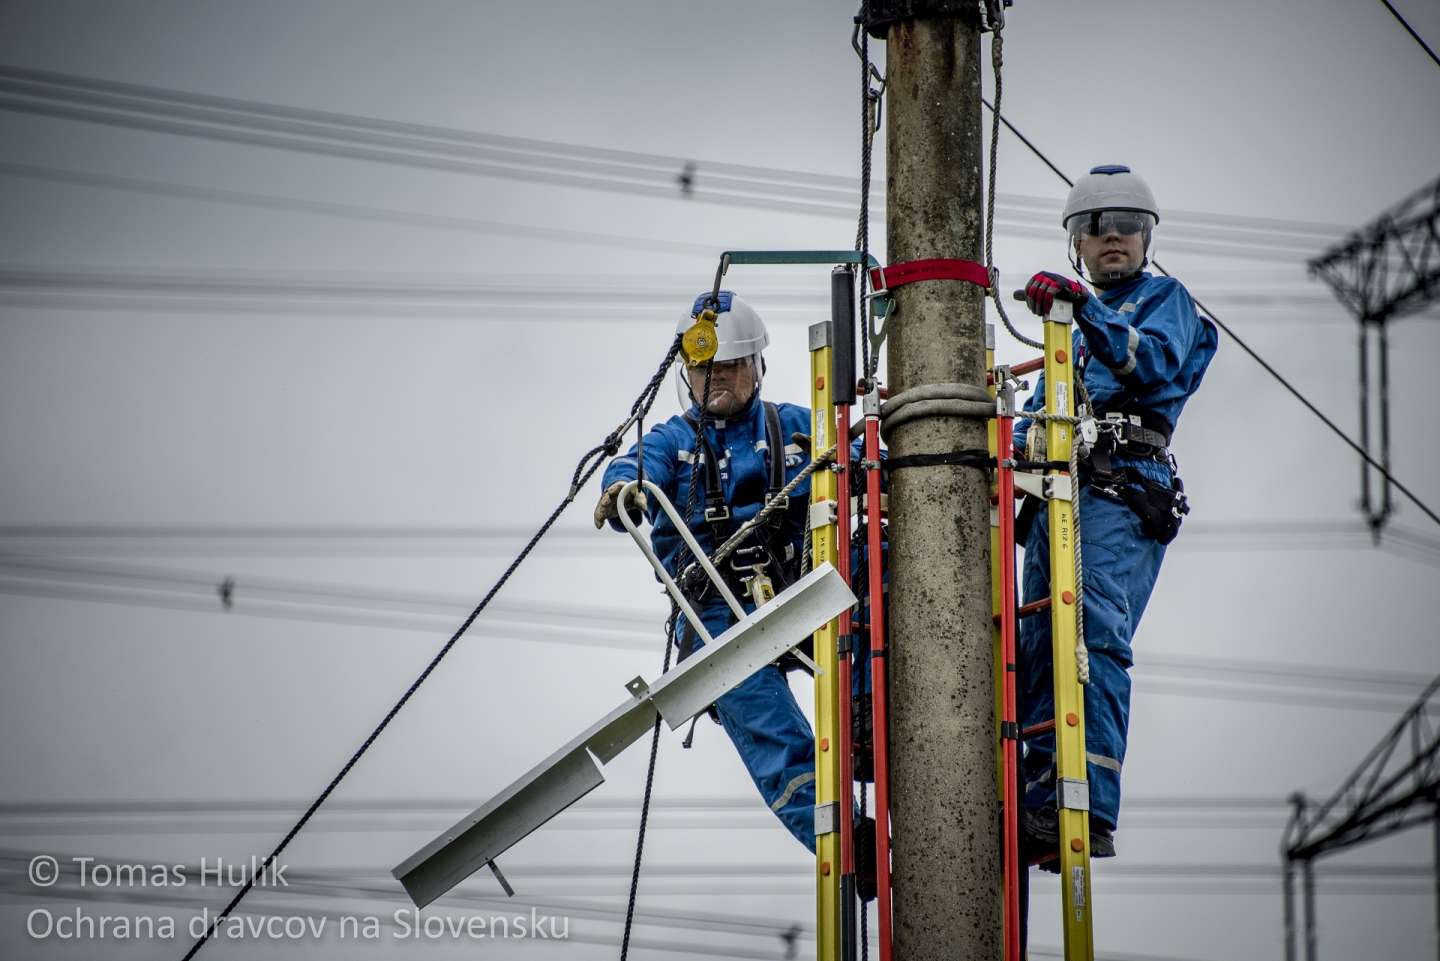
1070, 211, 1154, 238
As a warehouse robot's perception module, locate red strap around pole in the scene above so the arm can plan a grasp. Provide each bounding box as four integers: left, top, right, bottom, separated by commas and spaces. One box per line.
867, 258, 991, 293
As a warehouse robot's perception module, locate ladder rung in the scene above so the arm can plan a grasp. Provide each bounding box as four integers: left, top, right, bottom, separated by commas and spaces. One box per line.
1026, 850, 1059, 868
1021, 720, 1055, 739
992, 597, 1051, 627
1011, 356, 1045, 377
1017, 597, 1051, 619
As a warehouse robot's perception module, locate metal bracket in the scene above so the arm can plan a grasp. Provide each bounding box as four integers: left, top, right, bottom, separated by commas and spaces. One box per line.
1045, 300, 1075, 325
486, 860, 514, 897
809, 500, 837, 531
1013, 472, 1072, 502
814, 801, 841, 837
993, 363, 1017, 417
1058, 778, 1091, 813
1013, 472, 1045, 501
391, 563, 855, 909
808, 321, 831, 350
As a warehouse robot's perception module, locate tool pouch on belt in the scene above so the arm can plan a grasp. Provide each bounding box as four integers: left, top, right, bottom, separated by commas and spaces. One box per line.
1114, 470, 1189, 545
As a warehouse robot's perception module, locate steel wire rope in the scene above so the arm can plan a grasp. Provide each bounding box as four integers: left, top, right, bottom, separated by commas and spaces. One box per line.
856, 10, 881, 380
978, 103, 1440, 531
173, 335, 682, 961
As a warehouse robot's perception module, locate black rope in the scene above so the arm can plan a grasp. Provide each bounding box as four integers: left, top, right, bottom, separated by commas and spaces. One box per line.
983, 26, 1043, 351
178, 336, 682, 961
1379, 0, 1440, 69
618, 617, 676, 959
619, 355, 713, 959
979, 100, 1440, 532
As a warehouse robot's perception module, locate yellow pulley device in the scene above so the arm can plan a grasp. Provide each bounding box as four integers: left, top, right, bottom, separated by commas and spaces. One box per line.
681, 308, 719, 366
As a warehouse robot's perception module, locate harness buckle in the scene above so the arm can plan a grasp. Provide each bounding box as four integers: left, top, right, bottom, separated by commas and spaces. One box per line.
704, 503, 732, 524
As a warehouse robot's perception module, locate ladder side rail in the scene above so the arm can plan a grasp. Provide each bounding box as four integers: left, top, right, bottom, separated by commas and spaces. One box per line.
991, 345, 1023, 961
1041, 301, 1096, 958
863, 388, 895, 961
809, 323, 846, 961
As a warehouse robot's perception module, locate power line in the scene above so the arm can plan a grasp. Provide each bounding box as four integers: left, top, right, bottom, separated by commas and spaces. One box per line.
0, 266, 1356, 322
1379, 0, 1440, 68
0, 556, 1429, 711
165, 337, 679, 961
0, 64, 1350, 236
4, 519, 1436, 564
0, 161, 719, 257
980, 103, 1440, 531
0, 64, 1350, 263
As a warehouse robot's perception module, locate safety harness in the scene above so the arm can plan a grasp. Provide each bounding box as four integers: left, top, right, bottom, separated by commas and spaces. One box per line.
1071, 334, 1191, 545
677, 401, 801, 660
1015, 348, 1192, 547
1081, 406, 1190, 545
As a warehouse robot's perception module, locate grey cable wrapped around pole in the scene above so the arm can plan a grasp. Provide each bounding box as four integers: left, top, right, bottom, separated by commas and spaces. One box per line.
879, 382, 994, 440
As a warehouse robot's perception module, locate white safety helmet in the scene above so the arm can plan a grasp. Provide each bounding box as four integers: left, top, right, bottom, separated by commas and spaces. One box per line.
674, 290, 769, 362
673, 290, 769, 410
1061, 164, 1160, 284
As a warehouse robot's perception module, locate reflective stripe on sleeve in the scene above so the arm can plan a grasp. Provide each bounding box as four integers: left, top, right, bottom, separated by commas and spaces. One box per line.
1115, 326, 1140, 377
770, 771, 817, 812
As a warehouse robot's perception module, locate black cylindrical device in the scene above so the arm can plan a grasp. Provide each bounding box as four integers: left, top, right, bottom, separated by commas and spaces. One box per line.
830, 265, 857, 406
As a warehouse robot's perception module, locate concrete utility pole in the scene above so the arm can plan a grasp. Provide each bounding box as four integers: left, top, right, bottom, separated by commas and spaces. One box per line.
877, 5, 999, 958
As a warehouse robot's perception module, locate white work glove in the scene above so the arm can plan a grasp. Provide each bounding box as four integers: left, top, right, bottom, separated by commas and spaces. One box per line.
592, 481, 648, 530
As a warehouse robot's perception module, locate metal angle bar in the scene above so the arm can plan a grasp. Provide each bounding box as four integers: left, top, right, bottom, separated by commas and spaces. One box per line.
391, 563, 853, 908
647, 564, 853, 728
1287, 678, 1440, 859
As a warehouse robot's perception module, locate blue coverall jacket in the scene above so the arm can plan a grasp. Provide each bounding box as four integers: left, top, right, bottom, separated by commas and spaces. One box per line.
1013, 271, 1218, 829
601, 392, 820, 851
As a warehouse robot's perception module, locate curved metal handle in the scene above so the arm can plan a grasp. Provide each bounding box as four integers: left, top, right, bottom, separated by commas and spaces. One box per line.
616, 480, 747, 642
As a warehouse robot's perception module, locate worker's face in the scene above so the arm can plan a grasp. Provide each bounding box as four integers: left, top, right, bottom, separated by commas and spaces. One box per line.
1073, 212, 1148, 279
686, 356, 759, 417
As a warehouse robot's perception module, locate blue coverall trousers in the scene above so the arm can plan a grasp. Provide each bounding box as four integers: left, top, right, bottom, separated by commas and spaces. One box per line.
677, 602, 817, 852
1017, 483, 1167, 829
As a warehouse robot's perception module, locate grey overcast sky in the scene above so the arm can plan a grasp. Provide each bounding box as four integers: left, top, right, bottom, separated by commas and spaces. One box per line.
1, 1, 1438, 959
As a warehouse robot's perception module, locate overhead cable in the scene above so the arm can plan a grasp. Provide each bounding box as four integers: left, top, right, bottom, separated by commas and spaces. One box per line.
979, 100, 1440, 530
169, 337, 682, 960
1378, 0, 1440, 68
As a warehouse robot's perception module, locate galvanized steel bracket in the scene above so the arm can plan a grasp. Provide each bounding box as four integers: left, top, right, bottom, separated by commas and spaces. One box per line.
391, 562, 855, 908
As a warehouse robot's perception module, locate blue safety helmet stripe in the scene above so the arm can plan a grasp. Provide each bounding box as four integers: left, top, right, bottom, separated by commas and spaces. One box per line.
693, 290, 734, 316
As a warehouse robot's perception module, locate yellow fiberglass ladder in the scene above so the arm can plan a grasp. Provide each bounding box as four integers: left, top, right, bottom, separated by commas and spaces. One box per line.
991, 298, 1095, 961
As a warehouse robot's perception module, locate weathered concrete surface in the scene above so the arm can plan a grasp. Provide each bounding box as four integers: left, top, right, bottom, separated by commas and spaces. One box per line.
884, 13, 1000, 959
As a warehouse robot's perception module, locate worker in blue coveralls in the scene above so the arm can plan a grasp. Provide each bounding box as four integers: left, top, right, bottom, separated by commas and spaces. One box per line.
1011, 165, 1218, 866
592, 291, 821, 852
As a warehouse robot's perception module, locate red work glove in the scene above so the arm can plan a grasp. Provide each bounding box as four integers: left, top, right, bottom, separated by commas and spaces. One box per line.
1021, 271, 1088, 317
